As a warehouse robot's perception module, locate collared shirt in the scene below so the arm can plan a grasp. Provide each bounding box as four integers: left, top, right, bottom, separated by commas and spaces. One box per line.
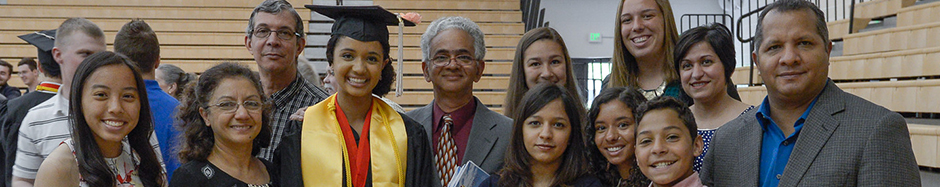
14, 92, 71, 178
145, 80, 181, 180
257, 75, 329, 160
34, 81, 61, 93
14, 91, 164, 179
431, 98, 477, 162
756, 93, 821, 187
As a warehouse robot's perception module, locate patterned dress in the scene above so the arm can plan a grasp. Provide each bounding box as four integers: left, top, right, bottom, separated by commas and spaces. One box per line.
693, 106, 755, 172
63, 139, 143, 187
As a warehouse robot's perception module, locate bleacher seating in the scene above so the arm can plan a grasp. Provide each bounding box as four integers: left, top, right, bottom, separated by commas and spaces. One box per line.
368, 0, 522, 111
0, 0, 934, 172
853, 0, 916, 19
909, 123, 940, 168
0, 0, 523, 112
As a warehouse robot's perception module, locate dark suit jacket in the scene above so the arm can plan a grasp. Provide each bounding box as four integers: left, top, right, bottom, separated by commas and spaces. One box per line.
701, 81, 921, 186
404, 97, 513, 175
0, 91, 54, 187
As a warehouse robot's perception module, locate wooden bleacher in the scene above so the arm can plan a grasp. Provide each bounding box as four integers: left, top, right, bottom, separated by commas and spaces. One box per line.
0, 0, 523, 113
735, 0, 940, 169
853, 0, 917, 20
910, 123, 940, 168
370, 0, 523, 112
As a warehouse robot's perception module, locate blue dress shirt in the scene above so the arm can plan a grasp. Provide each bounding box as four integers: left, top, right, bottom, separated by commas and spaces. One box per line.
755, 94, 820, 187
145, 80, 181, 180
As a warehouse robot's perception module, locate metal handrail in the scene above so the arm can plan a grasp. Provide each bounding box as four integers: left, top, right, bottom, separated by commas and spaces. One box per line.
736, 6, 764, 43
679, 14, 734, 32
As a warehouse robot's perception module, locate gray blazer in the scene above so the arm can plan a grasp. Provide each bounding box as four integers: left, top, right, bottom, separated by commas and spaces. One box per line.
701, 81, 921, 187
405, 97, 513, 174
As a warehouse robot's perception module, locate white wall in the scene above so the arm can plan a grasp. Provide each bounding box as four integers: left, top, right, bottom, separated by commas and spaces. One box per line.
539, 0, 725, 59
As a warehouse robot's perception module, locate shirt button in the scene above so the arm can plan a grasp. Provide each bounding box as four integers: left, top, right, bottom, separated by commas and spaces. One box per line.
783, 141, 789, 146
776, 174, 782, 179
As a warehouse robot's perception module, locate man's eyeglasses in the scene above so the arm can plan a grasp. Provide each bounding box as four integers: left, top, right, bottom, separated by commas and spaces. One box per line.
253, 28, 301, 40
206, 100, 263, 113
431, 55, 476, 66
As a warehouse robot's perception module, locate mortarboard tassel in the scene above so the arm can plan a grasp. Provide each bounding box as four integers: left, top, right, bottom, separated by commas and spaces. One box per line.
395, 14, 404, 97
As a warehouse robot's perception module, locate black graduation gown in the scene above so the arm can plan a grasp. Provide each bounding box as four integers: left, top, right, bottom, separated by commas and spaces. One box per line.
272, 112, 437, 187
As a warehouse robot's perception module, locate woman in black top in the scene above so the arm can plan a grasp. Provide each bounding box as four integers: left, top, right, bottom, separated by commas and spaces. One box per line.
170, 63, 274, 187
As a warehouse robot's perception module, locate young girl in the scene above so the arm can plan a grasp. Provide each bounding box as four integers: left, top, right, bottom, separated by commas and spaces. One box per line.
504, 27, 581, 116
606, 0, 683, 102
274, 5, 435, 187
483, 84, 600, 187
585, 87, 651, 186
35, 51, 165, 187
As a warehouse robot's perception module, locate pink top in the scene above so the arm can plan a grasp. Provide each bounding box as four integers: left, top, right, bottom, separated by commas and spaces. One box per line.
648, 171, 706, 187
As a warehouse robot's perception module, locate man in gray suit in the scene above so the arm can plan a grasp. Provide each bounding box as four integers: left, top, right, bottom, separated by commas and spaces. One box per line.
405, 16, 512, 186
701, 0, 920, 186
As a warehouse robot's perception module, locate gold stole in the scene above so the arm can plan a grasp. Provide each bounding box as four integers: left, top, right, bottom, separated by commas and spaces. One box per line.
301, 95, 408, 187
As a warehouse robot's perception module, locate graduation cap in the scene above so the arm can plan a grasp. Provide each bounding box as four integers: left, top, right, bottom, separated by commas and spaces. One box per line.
305, 5, 416, 97
17, 30, 60, 76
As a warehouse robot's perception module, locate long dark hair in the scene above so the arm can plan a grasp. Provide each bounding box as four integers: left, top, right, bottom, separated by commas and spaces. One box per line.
325, 35, 395, 97
585, 87, 650, 186
498, 83, 590, 187
673, 23, 740, 100
177, 62, 272, 163
68, 51, 164, 187
504, 27, 581, 117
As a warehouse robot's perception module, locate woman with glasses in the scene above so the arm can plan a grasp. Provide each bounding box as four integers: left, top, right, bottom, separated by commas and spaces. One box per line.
272, 5, 435, 187
170, 63, 274, 186
504, 27, 582, 117
35, 52, 166, 187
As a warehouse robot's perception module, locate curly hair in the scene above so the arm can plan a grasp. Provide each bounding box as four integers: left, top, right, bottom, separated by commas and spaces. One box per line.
176, 62, 272, 163
584, 87, 650, 186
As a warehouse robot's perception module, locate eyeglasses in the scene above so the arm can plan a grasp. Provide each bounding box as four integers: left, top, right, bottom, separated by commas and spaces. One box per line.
253, 28, 301, 40
431, 55, 476, 66
206, 100, 263, 113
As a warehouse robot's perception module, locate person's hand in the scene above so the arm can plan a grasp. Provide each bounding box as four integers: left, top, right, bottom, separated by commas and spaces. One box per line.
401, 12, 421, 24
289, 107, 307, 121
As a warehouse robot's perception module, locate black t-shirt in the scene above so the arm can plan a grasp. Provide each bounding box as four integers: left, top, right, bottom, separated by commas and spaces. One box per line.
169, 159, 276, 187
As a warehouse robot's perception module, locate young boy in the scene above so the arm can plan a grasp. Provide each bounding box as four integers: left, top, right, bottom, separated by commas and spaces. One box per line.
634, 97, 705, 187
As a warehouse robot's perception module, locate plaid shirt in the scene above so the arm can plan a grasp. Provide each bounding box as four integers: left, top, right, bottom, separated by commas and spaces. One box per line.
257, 76, 329, 160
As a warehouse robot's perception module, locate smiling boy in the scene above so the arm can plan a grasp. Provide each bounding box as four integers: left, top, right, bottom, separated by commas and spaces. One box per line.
634, 97, 704, 187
